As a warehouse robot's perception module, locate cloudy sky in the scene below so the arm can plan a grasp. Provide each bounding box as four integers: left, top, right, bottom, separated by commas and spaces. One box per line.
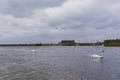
0, 0, 120, 44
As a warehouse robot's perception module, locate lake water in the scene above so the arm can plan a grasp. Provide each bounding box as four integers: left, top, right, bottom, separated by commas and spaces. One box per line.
0, 46, 120, 80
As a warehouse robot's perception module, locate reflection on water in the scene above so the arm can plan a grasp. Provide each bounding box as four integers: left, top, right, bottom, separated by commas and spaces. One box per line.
0, 46, 120, 80
90, 58, 104, 64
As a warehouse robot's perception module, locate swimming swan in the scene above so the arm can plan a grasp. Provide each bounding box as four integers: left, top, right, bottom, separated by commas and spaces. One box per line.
31, 49, 37, 52
89, 49, 104, 59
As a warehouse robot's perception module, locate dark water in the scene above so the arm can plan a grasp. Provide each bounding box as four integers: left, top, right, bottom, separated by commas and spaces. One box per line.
0, 46, 120, 80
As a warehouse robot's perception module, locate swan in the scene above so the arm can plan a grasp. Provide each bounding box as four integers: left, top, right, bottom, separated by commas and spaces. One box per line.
89, 49, 104, 59
90, 54, 103, 58
31, 49, 37, 52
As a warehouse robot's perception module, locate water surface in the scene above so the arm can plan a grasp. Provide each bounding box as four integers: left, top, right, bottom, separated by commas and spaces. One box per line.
0, 46, 120, 80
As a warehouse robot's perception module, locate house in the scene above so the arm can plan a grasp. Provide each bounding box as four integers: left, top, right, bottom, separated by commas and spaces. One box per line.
104, 39, 120, 47
60, 40, 76, 46
77, 43, 93, 46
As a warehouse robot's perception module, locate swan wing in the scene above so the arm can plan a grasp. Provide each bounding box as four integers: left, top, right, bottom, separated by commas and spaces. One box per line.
89, 54, 103, 58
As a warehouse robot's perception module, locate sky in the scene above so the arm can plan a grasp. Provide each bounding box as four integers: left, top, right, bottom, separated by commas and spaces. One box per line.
0, 0, 120, 44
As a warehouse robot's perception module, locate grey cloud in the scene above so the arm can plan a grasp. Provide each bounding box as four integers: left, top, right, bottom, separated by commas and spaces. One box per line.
0, 0, 120, 43
49, 1, 119, 29
0, 0, 66, 17
43, 0, 120, 41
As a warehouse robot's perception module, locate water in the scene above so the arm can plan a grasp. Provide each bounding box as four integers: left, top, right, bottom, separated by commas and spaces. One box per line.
0, 46, 120, 80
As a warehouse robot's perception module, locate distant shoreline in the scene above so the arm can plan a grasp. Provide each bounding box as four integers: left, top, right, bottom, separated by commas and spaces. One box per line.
0, 43, 101, 46
0, 39, 120, 47
0, 44, 42, 46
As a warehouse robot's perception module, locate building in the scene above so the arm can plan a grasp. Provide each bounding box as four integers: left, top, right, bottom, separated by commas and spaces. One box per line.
104, 39, 120, 47
60, 40, 76, 46
77, 43, 93, 46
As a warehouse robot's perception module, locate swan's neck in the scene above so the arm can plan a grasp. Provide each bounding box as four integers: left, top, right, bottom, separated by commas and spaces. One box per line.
99, 52, 103, 56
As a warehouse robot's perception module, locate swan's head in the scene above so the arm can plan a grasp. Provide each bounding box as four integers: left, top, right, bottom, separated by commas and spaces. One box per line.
100, 49, 104, 52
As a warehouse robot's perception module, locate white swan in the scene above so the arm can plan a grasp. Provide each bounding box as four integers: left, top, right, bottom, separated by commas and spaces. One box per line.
90, 54, 103, 58
31, 49, 37, 52
89, 49, 104, 59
